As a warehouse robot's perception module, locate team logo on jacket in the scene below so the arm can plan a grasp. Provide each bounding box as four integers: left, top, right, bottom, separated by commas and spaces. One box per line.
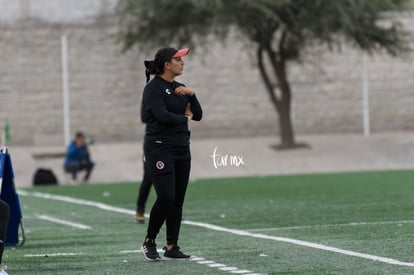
165, 89, 171, 95
156, 161, 165, 170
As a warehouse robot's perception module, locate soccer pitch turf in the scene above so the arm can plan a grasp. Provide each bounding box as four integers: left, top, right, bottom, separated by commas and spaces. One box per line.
6, 170, 414, 274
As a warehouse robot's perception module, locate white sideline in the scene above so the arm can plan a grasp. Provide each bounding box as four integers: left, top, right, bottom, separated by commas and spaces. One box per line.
19, 190, 414, 268
119, 250, 261, 274
37, 214, 91, 230
183, 220, 414, 267
25, 252, 82, 257
247, 220, 414, 232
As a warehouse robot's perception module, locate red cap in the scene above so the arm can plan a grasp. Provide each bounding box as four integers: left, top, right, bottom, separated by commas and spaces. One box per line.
172, 48, 190, 58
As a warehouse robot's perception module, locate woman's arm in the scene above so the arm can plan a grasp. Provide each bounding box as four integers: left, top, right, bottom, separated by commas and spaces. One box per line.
143, 87, 188, 125
188, 95, 202, 121
174, 86, 203, 121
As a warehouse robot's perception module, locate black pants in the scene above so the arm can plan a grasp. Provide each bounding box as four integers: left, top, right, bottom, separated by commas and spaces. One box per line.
136, 156, 152, 213
144, 140, 191, 246
0, 199, 10, 264
65, 159, 94, 181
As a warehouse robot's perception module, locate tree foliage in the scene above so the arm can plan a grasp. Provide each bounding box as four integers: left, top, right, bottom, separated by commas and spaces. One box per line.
116, 0, 411, 148
116, 0, 217, 52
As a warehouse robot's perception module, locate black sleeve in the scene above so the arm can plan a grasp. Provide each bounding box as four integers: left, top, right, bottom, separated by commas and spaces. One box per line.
140, 99, 147, 123
143, 86, 187, 125
189, 94, 203, 121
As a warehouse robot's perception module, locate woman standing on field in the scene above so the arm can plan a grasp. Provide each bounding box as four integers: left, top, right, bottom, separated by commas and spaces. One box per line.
140, 47, 202, 261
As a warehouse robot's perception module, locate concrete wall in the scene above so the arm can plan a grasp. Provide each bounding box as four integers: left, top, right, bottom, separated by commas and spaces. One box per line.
1, 1, 414, 146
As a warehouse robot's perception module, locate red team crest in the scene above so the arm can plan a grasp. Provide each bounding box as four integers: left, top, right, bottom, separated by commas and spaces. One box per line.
156, 161, 165, 170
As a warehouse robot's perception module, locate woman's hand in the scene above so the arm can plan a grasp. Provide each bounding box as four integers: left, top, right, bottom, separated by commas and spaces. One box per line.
175, 86, 194, 96
185, 103, 193, 120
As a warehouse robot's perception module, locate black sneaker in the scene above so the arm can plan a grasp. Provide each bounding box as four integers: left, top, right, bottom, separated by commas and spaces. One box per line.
142, 239, 161, 261
163, 245, 191, 260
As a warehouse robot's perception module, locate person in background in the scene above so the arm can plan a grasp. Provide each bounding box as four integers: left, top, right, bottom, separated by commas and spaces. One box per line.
140, 47, 203, 261
135, 156, 152, 224
64, 132, 94, 182
0, 199, 9, 275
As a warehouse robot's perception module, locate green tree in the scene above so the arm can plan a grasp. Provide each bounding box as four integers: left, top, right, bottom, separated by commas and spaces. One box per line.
116, 0, 410, 148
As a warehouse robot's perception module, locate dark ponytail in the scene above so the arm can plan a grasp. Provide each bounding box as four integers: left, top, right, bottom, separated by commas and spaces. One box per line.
144, 47, 179, 83
144, 60, 160, 83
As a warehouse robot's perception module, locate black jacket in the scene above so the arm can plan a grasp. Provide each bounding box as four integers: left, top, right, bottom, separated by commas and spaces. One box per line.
141, 76, 203, 145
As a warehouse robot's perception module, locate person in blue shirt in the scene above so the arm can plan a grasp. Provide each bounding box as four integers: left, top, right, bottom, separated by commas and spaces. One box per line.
64, 132, 94, 182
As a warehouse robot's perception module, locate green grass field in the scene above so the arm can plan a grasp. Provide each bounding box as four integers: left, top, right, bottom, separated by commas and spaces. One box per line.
5, 170, 414, 274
